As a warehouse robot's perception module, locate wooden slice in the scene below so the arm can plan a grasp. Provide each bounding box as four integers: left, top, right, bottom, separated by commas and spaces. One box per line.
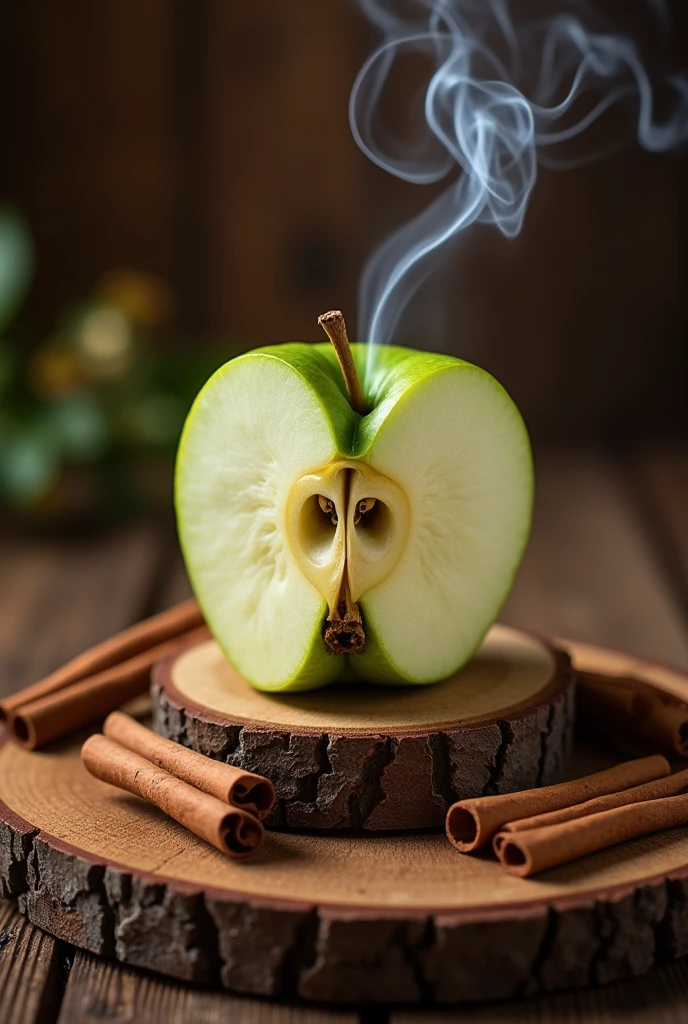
151, 624, 575, 830
2, 680, 688, 1005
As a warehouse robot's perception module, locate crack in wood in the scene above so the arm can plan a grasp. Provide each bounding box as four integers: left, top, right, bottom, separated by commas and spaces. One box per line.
354, 736, 396, 828
484, 719, 515, 795
520, 906, 557, 997
429, 731, 457, 808
396, 916, 436, 1003
536, 703, 555, 788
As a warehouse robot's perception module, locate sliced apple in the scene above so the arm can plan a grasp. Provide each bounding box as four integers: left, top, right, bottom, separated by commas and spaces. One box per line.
352, 362, 533, 683
175, 352, 353, 690
175, 318, 533, 691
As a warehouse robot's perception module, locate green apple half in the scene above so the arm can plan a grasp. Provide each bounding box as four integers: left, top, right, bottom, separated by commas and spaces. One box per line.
175, 329, 533, 692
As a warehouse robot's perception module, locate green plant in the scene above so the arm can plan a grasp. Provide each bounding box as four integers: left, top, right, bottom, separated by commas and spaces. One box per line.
0, 206, 225, 521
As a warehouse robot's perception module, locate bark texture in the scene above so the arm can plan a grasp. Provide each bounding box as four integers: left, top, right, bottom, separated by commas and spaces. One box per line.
2, 807, 688, 1003
151, 651, 576, 831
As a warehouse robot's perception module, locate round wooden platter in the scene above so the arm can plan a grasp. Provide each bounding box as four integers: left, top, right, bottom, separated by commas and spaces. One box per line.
2, 710, 688, 1005
152, 624, 575, 831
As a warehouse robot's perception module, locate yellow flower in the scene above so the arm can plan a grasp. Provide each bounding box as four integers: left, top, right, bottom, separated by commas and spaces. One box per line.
95, 270, 175, 327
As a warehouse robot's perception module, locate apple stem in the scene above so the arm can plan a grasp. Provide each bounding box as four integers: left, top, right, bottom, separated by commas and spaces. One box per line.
318, 310, 367, 416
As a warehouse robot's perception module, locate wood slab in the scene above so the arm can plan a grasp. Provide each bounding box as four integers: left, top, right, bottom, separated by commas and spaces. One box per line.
151, 625, 575, 830
2, 651, 688, 1005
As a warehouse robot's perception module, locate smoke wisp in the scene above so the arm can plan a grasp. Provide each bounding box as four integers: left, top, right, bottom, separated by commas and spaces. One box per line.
351, 0, 688, 352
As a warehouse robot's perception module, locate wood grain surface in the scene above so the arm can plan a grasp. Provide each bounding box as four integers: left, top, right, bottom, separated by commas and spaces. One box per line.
0, 901, 64, 1024
0, 448, 687, 1021
59, 950, 357, 1024
394, 958, 688, 1023
502, 453, 688, 667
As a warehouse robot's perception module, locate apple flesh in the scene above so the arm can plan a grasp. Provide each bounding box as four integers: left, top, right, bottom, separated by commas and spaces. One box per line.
175, 341, 533, 691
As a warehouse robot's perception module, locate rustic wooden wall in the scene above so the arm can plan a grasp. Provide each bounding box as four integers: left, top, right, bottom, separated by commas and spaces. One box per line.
1, 0, 685, 440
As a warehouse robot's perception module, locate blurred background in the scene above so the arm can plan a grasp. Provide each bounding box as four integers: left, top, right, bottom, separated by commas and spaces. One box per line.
0, 0, 685, 526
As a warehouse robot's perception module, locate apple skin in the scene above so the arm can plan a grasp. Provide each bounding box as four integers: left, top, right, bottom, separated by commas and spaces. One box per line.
175, 341, 533, 692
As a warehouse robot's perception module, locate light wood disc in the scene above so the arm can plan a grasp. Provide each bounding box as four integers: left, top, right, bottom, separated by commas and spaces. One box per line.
170, 625, 556, 730
2, 686, 688, 1004
152, 624, 575, 830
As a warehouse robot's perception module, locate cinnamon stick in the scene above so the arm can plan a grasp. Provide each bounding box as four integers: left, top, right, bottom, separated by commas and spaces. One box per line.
493, 768, 688, 852
577, 671, 688, 757
0, 598, 203, 723
496, 791, 688, 877
103, 712, 275, 819
445, 755, 670, 852
81, 734, 264, 858
9, 625, 210, 750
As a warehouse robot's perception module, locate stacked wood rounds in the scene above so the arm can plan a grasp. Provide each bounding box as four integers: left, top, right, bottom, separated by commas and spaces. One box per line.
4, 630, 688, 1002
151, 624, 575, 831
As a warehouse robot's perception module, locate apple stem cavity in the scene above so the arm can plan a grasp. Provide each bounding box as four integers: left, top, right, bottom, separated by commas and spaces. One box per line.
317, 310, 368, 416
324, 581, 366, 656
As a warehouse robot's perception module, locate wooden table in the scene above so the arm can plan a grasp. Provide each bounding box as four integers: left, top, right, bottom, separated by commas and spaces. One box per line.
1, 448, 687, 1024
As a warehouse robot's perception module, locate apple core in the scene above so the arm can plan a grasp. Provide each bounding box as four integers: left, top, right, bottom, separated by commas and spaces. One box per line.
287, 461, 410, 654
